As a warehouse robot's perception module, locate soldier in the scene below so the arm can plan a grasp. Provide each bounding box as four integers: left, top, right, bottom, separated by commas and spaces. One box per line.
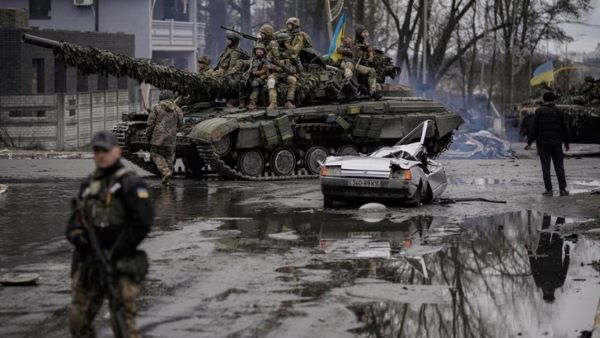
197, 55, 211, 73
336, 36, 355, 80
353, 25, 379, 97
267, 32, 299, 110
146, 90, 183, 185
257, 24, 275, 47
242, 43, 269, 110
207, 31, 244, 78
67, 130, 153, 338
285, 17, 313, 54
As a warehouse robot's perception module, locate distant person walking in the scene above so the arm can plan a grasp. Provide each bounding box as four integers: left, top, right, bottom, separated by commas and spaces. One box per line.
525, 92, 570, 196
146, 90, 183, 185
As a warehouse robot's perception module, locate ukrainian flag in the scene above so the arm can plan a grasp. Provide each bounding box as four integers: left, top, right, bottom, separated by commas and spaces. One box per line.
530, 61, 554, 87
326, 9, 348, 63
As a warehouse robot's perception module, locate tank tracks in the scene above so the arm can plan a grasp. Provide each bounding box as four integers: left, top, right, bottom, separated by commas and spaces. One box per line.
195, 141, 318, 181
113, 122, 161, 175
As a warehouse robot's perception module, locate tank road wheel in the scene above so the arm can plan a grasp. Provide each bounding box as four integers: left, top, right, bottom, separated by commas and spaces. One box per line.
270, 147, 296, 176
237, 149, 265, 177
337, 145, 360, 156
305, 146, 328, 175
214, 135, 233, 156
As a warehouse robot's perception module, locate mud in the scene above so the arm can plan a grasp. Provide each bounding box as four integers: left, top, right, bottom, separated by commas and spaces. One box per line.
0, 158, 599, 337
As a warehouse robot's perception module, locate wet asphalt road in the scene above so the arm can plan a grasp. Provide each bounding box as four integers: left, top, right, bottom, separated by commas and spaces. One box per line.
1, 158, 600, 338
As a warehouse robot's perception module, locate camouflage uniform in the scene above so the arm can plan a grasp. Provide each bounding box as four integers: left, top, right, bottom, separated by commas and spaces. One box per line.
267, 33, 298, 110
353, 25, 378, 95
286, 17, 313, 55
207, 32, 245, 78
197, 55, 211, 73
336, 37, 355, 80
66, 140, 153, 338
243, 44, 269, 110
146, 93, 183, 184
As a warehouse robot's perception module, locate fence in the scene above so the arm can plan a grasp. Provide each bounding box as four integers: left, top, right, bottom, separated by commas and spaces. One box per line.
0, 90, 131, 150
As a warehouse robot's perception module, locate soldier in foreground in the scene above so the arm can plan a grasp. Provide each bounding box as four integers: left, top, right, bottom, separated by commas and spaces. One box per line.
146, 90, 183, 185
197, 55, 211, 73
525, 92, 571, 196
285, 17, 313, 54
267, 32, 299, 110
67, 131, 153, 338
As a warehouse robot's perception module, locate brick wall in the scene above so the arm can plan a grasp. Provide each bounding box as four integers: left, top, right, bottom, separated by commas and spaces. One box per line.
0, 27, 135, 96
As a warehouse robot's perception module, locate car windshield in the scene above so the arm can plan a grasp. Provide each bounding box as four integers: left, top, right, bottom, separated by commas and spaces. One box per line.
395, 120, 433, 146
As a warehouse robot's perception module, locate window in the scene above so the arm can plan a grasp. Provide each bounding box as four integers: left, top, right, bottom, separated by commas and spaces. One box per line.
8, 110, 46, 118
32, 58, 45, 94
97, 75, 109, 91
77, 71, 88, 92
54, 60, 66, 93
29, 0, 51, 20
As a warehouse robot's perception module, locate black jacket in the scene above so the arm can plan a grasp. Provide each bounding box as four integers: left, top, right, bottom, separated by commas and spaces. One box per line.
66, 161, 153, 272
527, 103, 570, 148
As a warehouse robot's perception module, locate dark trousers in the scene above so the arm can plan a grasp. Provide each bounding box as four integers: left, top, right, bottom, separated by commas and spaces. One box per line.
538, 145, 567, 191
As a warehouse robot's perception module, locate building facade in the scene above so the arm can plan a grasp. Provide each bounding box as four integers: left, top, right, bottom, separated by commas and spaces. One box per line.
2, 0, 205, 70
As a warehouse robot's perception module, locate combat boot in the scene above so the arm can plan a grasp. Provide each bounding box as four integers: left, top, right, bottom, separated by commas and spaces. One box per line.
285, 100, 296, 109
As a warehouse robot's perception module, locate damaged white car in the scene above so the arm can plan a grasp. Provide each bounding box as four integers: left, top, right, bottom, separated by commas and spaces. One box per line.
320, 120, 448, 207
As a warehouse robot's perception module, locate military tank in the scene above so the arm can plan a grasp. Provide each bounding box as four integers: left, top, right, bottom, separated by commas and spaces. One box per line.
23, 33, 463, 180
517, 79, 600, 144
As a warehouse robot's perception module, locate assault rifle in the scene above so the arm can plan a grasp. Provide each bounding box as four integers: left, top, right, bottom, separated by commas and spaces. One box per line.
220, 26, 258, 42
76, 204, 129, 338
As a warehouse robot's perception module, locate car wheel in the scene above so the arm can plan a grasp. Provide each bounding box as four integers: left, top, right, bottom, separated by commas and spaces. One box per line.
323, 195, 334, 208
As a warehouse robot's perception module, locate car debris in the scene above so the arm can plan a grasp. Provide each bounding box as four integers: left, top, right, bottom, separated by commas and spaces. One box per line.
320, 120, 448, 207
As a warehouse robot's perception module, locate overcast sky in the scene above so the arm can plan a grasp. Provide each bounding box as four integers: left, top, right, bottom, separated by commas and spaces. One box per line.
556, 1, 600, 53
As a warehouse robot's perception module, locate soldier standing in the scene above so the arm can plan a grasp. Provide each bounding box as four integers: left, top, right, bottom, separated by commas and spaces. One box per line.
267, 32, 298, 110
353, 25, 379, 98
146, 90, 183, 185
67, 130, 153, 338
244, 43, 269, 110
285, 17, 313, 54
197, 55, 211, 73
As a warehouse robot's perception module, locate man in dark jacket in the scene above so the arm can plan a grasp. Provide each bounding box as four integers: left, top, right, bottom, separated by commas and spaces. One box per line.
526, 92, 571, 196
67, 131, 154, 338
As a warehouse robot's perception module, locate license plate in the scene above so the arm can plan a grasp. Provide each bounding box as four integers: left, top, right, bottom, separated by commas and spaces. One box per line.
348, 179, 383, 188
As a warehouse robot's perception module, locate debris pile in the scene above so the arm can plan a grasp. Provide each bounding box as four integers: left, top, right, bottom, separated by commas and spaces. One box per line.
441, 130, 515, 159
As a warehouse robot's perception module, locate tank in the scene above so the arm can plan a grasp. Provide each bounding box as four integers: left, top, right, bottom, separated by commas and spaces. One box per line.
23, 33, 463, 180
517, 79, 600, 144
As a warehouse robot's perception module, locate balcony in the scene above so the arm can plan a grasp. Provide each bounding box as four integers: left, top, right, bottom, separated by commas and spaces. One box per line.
151, 20, 199, 51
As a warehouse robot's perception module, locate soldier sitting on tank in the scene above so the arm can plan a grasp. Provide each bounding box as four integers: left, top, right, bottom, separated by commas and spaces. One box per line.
336, 36, 356, 81
241, 44, 269, 110
353, 25, 379, 98
257, 24, 275, 47
266, 33, 299, 110
146, 90, 183, 185
207, 32, 244, 78
285, 17, 313, 55
197, 55, 211, 73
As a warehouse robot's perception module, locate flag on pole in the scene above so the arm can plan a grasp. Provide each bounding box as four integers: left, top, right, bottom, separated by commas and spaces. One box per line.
326, 9, 347, 62
530, 61, 554, 87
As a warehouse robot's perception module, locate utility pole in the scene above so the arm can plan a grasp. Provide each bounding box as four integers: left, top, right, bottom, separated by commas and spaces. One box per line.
325, 0, 333, 40
422, 0, 428, 90
480, 0, 488, 92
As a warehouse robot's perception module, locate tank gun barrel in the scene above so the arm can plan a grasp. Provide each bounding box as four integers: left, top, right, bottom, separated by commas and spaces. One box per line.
21, 33, 222, 101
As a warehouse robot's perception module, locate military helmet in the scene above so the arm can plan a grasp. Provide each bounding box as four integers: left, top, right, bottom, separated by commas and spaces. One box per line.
226, 31, 241, 42
276, 32, 290, 43
355, 24, 367, 37
253, 43, 267, 53
197, 55, 211, 65
259, 24, 274, 36
286, 17, 300, 28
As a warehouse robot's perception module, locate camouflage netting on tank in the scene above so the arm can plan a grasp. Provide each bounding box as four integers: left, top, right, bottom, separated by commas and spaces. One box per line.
52, 43, 223, 101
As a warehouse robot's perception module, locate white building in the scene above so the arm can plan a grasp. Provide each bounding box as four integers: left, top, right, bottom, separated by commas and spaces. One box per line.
3, 0, 205, 71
